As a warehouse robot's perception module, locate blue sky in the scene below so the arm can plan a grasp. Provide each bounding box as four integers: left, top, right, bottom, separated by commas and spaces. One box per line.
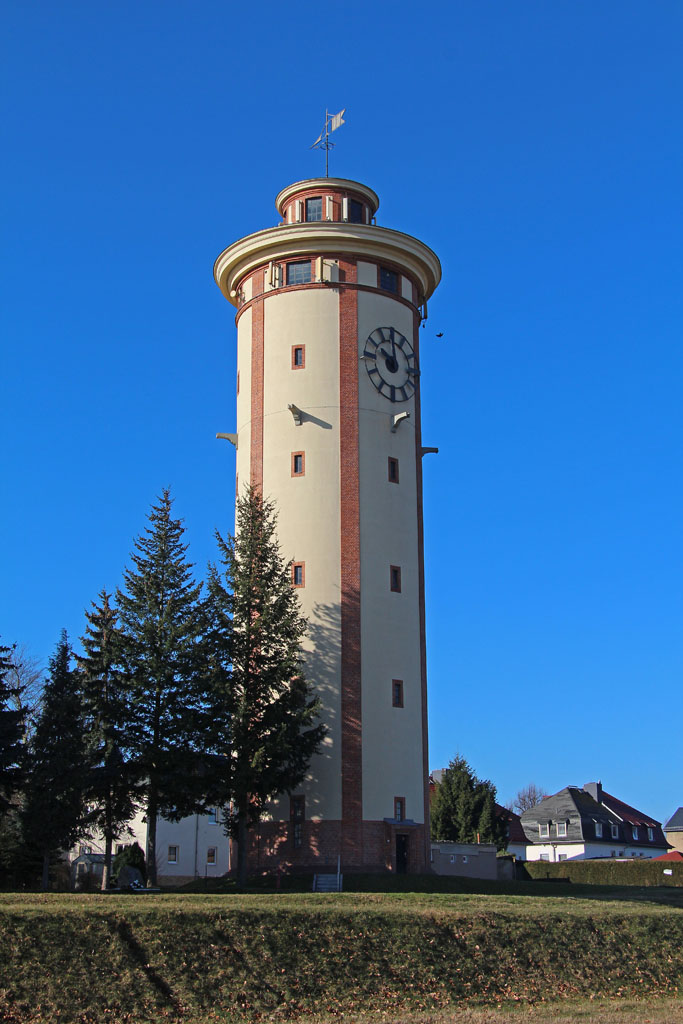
2, 2, 681, 825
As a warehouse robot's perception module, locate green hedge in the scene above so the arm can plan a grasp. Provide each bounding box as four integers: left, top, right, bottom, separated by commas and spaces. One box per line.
521, 858, 683, 886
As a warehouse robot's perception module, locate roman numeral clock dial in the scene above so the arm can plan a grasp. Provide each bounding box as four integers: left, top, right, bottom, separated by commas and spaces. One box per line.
362, 327, 419, 402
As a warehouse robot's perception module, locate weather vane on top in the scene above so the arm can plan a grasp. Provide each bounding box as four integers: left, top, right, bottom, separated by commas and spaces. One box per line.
310, 109, 346, 178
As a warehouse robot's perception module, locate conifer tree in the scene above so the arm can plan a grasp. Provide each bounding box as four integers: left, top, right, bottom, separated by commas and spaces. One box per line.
116, 489, 205, 886
0, 638, 24, 820
22, 631, 87, 889
77, 591, 139, 890
431, 755, 506, 849
204, 488, 326, 887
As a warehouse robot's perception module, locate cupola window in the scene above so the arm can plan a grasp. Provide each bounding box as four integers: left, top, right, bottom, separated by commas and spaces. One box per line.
305, 197, 322, 221
380, 267, 398, 293
349, 199, 363, 223
287, 261, 312, 286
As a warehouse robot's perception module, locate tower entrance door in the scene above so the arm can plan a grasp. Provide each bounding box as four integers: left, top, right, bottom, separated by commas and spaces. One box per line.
395, 834, 409, 874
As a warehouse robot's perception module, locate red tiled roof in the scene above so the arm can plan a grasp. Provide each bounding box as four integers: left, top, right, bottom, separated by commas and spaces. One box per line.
495, 804, 527, 845
652, 850, 683, 862
600, 791, 659, 828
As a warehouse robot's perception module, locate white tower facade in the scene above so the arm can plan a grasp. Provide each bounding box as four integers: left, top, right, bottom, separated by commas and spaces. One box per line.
214, 178, 440, 873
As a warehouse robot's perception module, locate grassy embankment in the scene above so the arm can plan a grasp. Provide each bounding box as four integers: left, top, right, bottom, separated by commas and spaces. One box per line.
0, 881, 681, 1023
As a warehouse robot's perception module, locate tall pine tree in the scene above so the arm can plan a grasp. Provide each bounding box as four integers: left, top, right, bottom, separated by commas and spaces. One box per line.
22, 631, 88, 889
77, 591, 140, 890
0, 638, 24, 820
431, 755, 506, 849
117, 489, 205, 886
204, 488, 326, 887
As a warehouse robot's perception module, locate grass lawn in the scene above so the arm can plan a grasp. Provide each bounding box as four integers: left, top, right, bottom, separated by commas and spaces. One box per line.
0, 882, 681, 1023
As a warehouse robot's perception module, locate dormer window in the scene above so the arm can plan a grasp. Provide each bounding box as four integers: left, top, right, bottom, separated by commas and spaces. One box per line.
305, 197, 322, 222
595, 822, 603, 838
556, 822, 567, 838
647, 827, 654, 841
611, 824, 619, 839
539, 823, 549, 838
632, 826, 639, 840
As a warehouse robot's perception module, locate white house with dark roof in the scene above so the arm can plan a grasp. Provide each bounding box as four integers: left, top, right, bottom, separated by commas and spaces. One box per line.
519, 782, 669, 862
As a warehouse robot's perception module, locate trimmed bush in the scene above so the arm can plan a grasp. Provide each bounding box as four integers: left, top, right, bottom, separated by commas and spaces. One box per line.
521, 858, 683, 886
112, 841, 146, 884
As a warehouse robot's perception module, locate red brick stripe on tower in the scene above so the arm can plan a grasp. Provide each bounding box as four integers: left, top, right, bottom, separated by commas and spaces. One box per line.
413, 307, 430, 871
250, 276, 265, 491
338, 259, 363, 867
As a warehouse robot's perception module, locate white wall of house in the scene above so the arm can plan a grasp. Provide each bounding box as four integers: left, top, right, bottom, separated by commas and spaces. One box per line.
523, 841, 666, 862
70, 807, 231, 885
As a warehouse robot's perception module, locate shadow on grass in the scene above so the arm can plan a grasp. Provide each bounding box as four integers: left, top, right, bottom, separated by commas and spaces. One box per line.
108, 916, 183, 1017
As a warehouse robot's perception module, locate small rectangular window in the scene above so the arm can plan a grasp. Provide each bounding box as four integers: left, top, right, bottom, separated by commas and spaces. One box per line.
388, 457, 399, 483
116, 844, 125, 853
379, 267, 398, 293
292, 451, 305, 476
349, 199, 363, 223
558, 854, 567, 861
632, 826, 639, 840
207, 847, 217, 865
168, 846, 178, 864
394, 797, 405, 822
647, 827, 654, 841
595, 823, 603, 838
208, 807, 219, 825
287, 261, 312, 286
291, 795, 305, 848
611, 824, 619, 839
556, 822, 567, 838
392, 679, 404, 707
305, 197, 322, 221
292, 345, 305, 369
390, 565, 401, 592
292, 562, 305, 587
539, 823, 549, 838
540, 853, 550, 861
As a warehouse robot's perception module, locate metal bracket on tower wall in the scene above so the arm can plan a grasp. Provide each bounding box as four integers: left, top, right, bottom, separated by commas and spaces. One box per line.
391, 411, 411, 433
421, 446, 439, 457
288, 404, 303, 426
216, 432, 238, 448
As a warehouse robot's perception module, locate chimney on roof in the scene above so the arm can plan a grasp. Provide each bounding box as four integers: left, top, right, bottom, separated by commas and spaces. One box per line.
584, 781, 603, 804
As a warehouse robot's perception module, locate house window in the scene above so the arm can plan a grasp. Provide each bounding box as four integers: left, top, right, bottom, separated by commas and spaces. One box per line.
305, 197, 322, 221
611, 824, 619, 839
292, 452, 305, 477
116, 844, 125, 853
556, 822, 567, 838
461, 855, 468, 864
611, 850, 616, 858
632, 826, 639, 840
207, 847, 217, 865
595, 823, 603, 838
392, 679, 404, 708
558, 854, 567, 861
390, 565, 402, 592
539, 823, 549, 839
291, 795, 305, 848
379, 267, 398, 293
168, 846, 178, 864
648, 827, 654, 841
292, 562, 305, 587
394, 797, 405, 822
349, 199, 363, 223
287, 261, 312, 285
540, 853, 550, 861
208, 808, 219, 825
388, 457, 399, 483
292, 345, 305, 369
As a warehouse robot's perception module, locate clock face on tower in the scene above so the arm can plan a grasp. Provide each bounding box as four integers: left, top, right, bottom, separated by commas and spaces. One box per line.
362, 326, 419, 403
